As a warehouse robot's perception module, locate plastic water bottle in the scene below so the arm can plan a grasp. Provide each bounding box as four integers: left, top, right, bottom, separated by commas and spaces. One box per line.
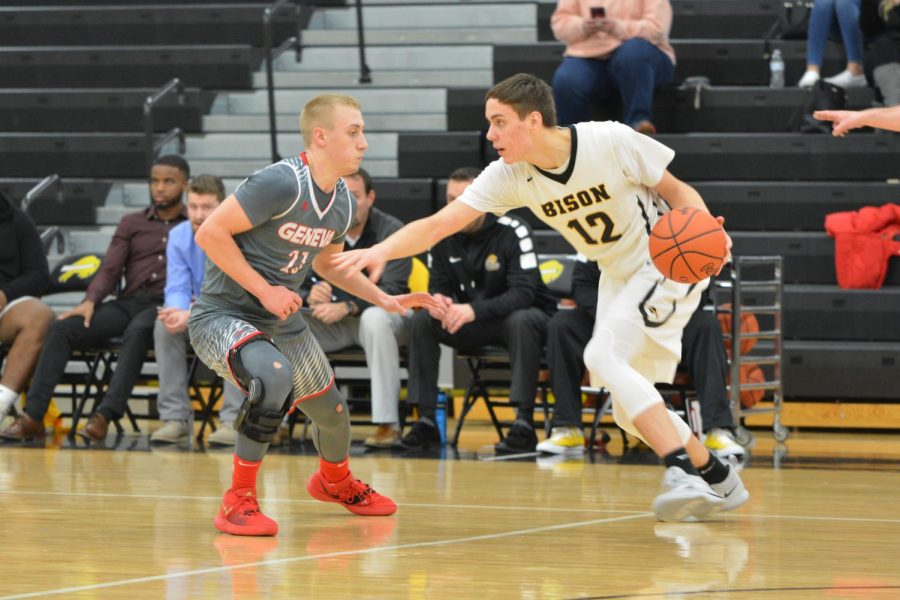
769, 49, 785, 89
435, 391, 447, 445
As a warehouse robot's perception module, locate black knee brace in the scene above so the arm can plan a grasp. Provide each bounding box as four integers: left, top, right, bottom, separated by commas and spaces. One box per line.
228, 334, 292, 444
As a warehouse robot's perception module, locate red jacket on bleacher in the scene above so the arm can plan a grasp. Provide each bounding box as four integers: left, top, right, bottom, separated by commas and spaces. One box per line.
825, 203, 900, 289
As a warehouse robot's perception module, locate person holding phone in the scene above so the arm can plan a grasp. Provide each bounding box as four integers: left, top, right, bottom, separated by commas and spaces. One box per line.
550, 0, 675, 134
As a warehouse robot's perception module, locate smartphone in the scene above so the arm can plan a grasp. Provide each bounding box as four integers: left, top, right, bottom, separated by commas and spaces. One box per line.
590, 6, 605, 18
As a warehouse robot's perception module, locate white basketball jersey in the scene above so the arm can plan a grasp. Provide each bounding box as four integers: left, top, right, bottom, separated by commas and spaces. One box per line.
459, 121, 675, 279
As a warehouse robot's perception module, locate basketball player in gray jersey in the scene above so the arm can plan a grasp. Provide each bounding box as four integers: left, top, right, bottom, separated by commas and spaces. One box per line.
189, 94, 435, 536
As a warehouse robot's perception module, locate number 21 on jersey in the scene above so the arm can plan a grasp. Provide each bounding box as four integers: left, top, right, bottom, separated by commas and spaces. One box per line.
280, 250, 310, 274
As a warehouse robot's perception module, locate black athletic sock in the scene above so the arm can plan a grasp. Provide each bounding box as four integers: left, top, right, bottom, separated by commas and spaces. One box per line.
698, 453, 730, 484
663, 448, 699, 476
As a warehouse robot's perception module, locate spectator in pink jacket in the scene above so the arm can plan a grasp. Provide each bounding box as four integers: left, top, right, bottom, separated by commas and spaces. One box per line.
550, 0, 675, 133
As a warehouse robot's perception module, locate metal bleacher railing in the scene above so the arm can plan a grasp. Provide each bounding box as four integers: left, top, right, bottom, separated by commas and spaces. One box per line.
143, 78, 186, 174
263, 0, 304, 162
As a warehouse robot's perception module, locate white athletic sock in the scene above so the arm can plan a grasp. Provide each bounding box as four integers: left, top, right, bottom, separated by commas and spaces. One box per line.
0, 384, 20, 416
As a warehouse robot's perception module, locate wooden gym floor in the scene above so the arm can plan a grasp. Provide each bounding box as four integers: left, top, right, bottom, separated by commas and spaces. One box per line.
1, 425, 899, 599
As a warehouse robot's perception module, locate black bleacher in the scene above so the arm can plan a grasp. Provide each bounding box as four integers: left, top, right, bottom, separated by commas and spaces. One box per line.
661, 134, 900, 181
494, 41, 846, 87
371, 178, 439, 223
0, 89, 214, 133
700, 182, 900, 230
397, 131, 900, 181
783, 341, 900, 400
0, 5, 298, 47
0, 178, 109, 226
0, 46, 255, 89
449, 87, 876, 134
0, 134, 149, 178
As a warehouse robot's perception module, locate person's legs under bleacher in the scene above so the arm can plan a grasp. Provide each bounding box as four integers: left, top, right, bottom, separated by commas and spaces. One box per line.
0, 298, 54, 421
494, 307, 551, 454
681, 308, 745, 466
79, 301, 159, 441
539, 308, 594, 455
403, 309, 503, 449
0, 300, 133, 440
358, 306, 408, 448
151, 320, 193, 443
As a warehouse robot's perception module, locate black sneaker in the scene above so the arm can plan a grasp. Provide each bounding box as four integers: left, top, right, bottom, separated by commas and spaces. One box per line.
494, 421, 538, 454
400, 420, 442, 449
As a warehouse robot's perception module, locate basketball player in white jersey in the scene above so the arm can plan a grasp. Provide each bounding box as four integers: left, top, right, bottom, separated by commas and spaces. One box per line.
334, 73, 749, 522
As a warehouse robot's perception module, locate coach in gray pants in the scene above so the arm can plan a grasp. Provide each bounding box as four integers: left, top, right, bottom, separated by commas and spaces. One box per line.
302, 169, 412, 449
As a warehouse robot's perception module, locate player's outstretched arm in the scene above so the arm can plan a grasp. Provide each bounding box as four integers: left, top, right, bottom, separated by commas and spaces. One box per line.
331, 201, 483, 280
313, 243, 439, 314
813, 106, 900, 135
195, 195, 301, 320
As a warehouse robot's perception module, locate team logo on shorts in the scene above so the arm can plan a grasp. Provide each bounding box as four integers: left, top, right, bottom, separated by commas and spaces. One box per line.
484, 254, 500, 272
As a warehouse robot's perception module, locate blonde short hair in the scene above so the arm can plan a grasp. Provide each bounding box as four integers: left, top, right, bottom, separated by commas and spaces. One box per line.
299, 94, 362, 146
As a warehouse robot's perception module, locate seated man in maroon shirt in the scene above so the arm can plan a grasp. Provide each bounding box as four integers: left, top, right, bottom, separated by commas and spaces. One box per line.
0, 155, 189, 442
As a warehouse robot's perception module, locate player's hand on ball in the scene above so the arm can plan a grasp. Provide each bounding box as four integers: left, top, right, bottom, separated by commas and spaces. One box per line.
332, 247, 387, 283
261, 285, 303, 320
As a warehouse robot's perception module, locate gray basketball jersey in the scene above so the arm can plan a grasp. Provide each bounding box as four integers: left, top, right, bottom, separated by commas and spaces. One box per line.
194, 154, 356, 324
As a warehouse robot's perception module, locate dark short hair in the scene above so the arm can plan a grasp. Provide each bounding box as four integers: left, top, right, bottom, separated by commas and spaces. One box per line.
346, 167, 373, 195
189, 174, 225, 202
153, 154, 190, 179
448, 167, 481, 183
485, 73, 557, 128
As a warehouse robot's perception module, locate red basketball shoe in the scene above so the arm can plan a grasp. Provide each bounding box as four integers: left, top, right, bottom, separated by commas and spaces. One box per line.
306, 471, 397, 516
215, 488, 279, 536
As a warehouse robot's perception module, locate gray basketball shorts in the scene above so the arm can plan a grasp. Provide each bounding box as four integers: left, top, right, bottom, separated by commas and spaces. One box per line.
188, 311, 335, 409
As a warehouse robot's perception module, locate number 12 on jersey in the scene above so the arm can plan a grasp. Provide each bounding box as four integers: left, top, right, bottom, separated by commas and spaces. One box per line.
567, 211, 622, 245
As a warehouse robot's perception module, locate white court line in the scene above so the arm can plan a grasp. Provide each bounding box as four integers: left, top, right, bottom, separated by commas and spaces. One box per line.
6, 489, 900, 524
0, 489, 649, 515
0, 512, 653, 600
481, 451, 541, 461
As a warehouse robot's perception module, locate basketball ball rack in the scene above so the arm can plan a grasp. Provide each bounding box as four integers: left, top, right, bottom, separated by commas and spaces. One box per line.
714, 255, 789, 446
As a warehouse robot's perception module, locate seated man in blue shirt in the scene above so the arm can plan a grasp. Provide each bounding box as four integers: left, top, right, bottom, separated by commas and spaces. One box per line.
151, 175, 243, 445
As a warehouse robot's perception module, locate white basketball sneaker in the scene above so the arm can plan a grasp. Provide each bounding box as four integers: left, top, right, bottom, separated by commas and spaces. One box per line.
653, 466, 726, 522
710, 463, 750, 512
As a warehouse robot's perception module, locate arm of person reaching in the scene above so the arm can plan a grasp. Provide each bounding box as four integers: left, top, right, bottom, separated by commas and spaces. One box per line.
814, 106, 900, 136
654, 170, 732, 268
312, 242, 437, 314
194, 195, 302, 320
331, 199, 483, 280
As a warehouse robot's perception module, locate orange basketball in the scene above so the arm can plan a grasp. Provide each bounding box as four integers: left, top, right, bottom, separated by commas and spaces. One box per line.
717, 304, 759, 356
649, 207, 727, 283
738, 363, 765, 408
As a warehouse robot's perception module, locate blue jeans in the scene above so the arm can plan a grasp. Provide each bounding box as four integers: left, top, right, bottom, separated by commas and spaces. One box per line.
806, 0, 863, 67
552, 38, 674, 127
